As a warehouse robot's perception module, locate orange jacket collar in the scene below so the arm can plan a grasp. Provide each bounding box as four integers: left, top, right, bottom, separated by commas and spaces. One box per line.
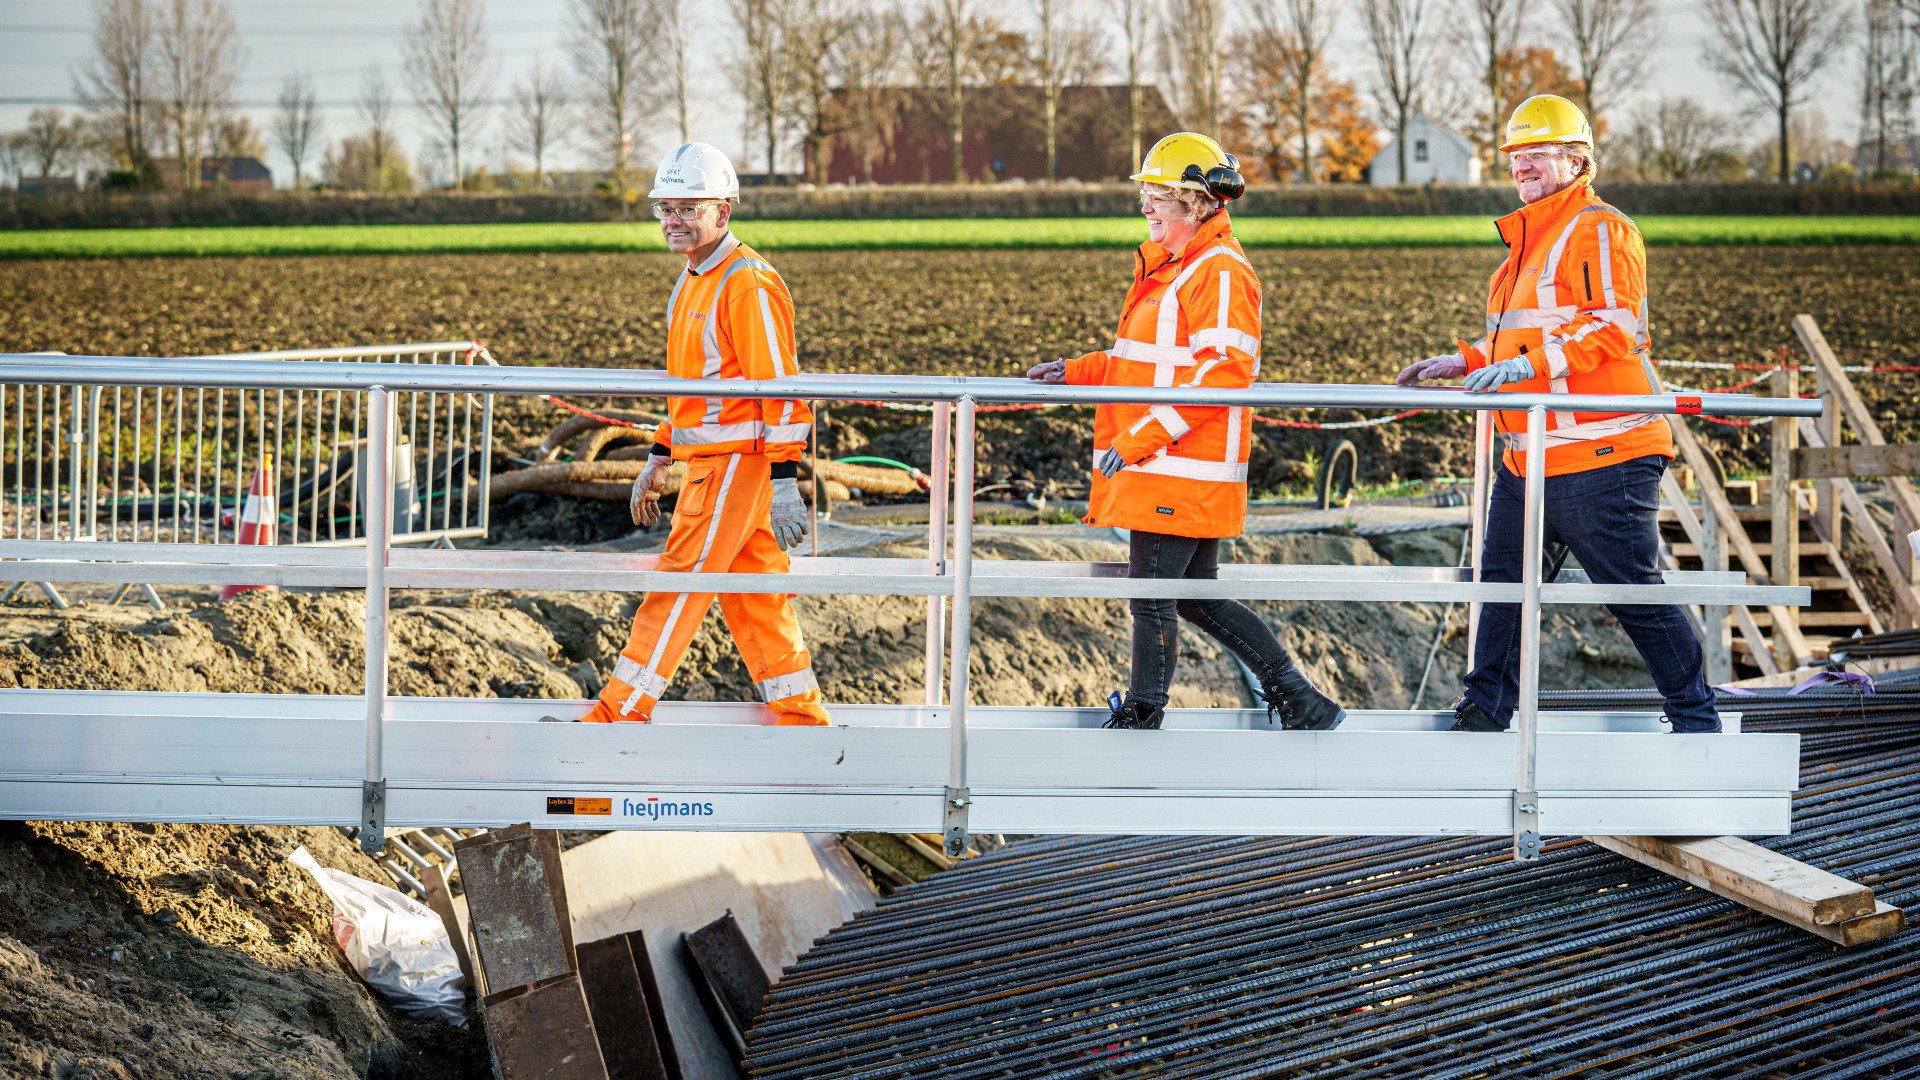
1137, 210, 1236, 273
1493, 179, 1596, 248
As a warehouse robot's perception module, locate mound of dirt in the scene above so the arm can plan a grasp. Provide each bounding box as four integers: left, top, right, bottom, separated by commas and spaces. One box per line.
0, 819, 487, 1079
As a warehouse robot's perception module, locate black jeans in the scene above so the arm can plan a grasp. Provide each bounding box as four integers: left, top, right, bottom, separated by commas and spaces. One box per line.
1128, 530, 1296, 708
1465, 456, 1720, 732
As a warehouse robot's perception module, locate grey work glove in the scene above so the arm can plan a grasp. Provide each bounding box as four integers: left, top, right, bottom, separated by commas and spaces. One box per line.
630, 456, 670, 526
1097, 447, 1127, 478
1463, 355, 1537, 393
1395, 352, 1467, 386
770, 476, 809, 550
1027, 358, 1067, 383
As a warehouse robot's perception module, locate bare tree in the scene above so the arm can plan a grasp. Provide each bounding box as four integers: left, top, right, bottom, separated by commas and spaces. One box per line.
659, 0, 696, 143
567, 0, 658, 201
1622, 96, 1742, 179
405, 0, 493, 191
507, 56, 570, 186
1104, 0, 1152, 166
1551, 0, 1656, 125
788, 0, 853, 185
730, 0, 798, 180
1457, 0, 1529, 165
74, 0, 156, 175
914, 0, 999, 182
155, 0, 244, 191
1029, 0, 1107, 179
1858, 0, 1915, 174
1703, 0, 1851, 182
358, 68, 399, 190
22, 108, 84, 177
1247, 0, 1340, 182
0, 133, 26, 188
1361, 0, 1433, 183
1160, 0, 1226, 133
829, 4, 909, 182
272, 71, 321, 188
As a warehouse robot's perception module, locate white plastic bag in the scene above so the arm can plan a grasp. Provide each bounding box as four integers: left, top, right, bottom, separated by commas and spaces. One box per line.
288, 846, 468, 1025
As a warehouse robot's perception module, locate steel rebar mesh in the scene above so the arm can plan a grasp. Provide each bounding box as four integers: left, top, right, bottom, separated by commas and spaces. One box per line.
745, 671, 1920, 1079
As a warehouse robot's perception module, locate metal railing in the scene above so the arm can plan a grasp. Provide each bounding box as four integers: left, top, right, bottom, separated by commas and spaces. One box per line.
0, 353, 1822, 859
0, 343, 495, 556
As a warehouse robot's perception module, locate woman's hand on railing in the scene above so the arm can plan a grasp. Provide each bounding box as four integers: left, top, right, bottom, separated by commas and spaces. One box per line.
1395, 353, 1467, 386
1026, 359, 1068, 384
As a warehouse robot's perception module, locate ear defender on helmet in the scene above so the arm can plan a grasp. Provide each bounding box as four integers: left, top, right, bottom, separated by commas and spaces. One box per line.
1181, 162, 1246, 202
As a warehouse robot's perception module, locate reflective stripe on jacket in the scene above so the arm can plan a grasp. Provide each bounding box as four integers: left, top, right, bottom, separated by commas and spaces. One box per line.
1064, 210, 1259, 539
1461, 179, 1674, 477
654, 233, 813, 463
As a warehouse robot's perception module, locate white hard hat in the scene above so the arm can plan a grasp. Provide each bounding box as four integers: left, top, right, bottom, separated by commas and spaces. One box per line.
648, 142, 739, 200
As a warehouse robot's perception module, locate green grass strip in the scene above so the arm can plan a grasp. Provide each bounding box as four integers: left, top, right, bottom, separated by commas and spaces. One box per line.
2, 215, 1918, 259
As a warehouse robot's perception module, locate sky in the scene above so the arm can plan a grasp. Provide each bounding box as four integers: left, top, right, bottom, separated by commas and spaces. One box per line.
0, 0, 1862, 186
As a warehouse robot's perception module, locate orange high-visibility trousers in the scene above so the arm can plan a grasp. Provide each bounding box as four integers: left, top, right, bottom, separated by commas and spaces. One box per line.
581, 452, 829, 726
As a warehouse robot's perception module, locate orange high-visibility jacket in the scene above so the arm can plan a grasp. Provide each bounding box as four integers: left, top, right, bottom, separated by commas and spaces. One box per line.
653, 233, 812, 468
1064, 211, 1260, 539
1462, 179, 1675, 477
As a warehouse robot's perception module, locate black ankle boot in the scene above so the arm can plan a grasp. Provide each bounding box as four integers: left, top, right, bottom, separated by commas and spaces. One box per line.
1447, 696, 1508, 732
1103, 692, 1165, 730
1261, 667, 1346, 731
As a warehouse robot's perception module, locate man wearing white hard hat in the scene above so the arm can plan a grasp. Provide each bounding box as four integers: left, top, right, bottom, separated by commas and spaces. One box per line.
574, 141, 830, 726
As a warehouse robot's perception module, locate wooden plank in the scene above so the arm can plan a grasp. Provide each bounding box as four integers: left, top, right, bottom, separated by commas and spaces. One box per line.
1671, 542, 1835, 560
455, 826, 574, 995
1798, 418, 1920, 628
1795, 315, 1920, 537
1659, 474, 1772, 676
1587, 834, 1902, 946
1794, 486, 1882, 635
1825, 902, 1908, 947
1667, 416, 1814, 666
419, 861, 478, 997
1772, 368, 1801, 643
1794, 442, 1920, 479
1746, 611, 1873, 628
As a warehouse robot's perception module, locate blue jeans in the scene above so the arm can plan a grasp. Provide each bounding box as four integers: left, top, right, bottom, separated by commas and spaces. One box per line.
1465, 456, 1720, 733
1127, 531, 1297, 709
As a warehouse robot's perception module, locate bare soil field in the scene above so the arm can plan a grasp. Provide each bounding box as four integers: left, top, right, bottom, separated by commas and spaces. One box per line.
2, 246, 1916, 494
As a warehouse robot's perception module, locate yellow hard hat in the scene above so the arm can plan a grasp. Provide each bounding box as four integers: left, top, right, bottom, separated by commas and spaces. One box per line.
1131, 132, 1245, 200
1498, 94, 1594, 154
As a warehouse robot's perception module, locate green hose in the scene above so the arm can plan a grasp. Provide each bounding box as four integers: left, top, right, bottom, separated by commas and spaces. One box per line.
834, 456, 922, 474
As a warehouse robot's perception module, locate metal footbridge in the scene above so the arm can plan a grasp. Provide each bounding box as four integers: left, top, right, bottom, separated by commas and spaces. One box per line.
0, 354, 1821, 859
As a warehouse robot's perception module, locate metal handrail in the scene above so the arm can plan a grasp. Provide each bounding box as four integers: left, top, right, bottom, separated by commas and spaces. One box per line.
0, 356, 1822, 859
0, 355, 1826, 418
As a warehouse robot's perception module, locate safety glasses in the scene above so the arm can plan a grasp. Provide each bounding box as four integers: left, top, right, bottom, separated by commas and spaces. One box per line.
651, 201, 719, 221
1508, 147, 1569, 169
1137, 188, 1183, 209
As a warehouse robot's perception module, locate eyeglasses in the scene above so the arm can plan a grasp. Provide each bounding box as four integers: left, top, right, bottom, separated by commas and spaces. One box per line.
651, 201, 718, 221
1137, 188, 1183, 209
1509, 148, 1569, 169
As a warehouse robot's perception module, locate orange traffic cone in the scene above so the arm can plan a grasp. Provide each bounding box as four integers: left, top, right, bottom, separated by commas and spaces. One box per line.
221, 454, 277, 600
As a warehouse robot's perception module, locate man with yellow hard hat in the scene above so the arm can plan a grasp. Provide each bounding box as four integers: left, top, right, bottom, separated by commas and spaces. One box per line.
1395, 94, 1719, 735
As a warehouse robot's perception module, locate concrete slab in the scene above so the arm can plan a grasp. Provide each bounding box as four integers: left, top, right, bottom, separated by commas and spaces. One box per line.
562, 832, 851, 1080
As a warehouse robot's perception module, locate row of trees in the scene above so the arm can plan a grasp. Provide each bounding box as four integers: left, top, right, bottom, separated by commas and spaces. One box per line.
7, 0, 1915, 194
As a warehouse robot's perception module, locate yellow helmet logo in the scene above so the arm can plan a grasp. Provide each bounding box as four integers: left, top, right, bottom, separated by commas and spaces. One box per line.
1499, 95, 1594, 154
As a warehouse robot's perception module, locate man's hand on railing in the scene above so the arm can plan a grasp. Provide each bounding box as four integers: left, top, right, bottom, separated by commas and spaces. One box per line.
1395, 353, 1467, 386
1026, 359, 1067, 384
630, 458, 670, 527
771, 478, 810, 550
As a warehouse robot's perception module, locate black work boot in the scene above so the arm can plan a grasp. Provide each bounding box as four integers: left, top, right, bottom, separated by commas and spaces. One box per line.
1103, 692, 1165, 730
1260, 667, 1346, 731
1447, 696, 1508, 732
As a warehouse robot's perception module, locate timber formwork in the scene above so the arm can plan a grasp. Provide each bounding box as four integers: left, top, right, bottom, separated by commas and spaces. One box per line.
744, 677, 1920, 1080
